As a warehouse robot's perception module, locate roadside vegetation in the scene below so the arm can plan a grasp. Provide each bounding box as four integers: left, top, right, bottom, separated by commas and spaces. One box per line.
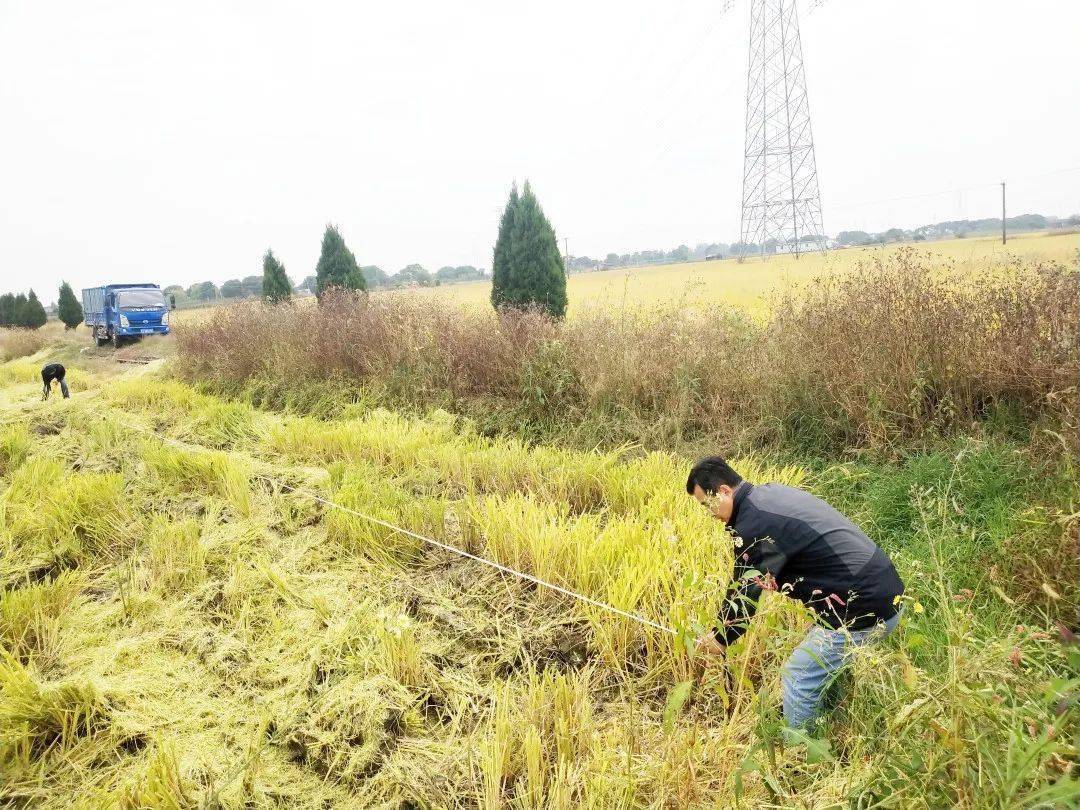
175, 251, 1079, 457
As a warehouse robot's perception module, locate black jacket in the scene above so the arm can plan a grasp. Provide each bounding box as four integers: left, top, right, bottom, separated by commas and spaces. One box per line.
715, 482, 904, 645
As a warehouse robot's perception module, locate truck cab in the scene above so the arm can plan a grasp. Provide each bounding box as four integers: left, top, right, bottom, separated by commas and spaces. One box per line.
82, 284, 170, 348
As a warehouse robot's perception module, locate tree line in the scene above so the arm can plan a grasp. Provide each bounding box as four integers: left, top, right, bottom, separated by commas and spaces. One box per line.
167, 181, 567, 318
161, 205, 1080, 313
837, 213, 1080, 247
0, 290, 49, 329
0, 282, 85, 330
165, 260, 491, 309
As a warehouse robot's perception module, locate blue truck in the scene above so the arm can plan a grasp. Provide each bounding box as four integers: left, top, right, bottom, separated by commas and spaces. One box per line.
82, 283, 170, 348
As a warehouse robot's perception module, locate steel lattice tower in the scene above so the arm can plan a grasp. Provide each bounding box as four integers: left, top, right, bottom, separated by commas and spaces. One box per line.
739, 0, 826, 258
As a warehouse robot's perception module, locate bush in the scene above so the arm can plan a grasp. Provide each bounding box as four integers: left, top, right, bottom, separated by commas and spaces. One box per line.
0, 329, 46, 362
173, 252, 1080, 455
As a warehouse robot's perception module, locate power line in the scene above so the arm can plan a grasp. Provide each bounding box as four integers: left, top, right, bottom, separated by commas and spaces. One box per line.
829, 182, 1000, 212
827, 164, 1080, 215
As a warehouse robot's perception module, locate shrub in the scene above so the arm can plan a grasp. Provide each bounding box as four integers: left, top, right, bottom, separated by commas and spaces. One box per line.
173, 252, 1080, 454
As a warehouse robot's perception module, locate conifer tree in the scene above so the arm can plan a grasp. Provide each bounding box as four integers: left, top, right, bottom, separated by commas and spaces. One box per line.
314, 225, 366, 300
490, 181, 567, 318
12, 293, 28, 328
490, 184, 519, 311
261, 249, 292, 304
22, 289, 47, 329
0, 293, 14, 327
57, 281, 83, 329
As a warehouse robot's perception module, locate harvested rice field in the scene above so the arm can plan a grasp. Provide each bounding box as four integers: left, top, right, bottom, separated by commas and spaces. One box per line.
0, 350, 1077, 807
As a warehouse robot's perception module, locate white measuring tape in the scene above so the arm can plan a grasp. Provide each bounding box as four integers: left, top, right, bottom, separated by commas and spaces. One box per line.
118, 417, 680, 637
279, 485, 678, 635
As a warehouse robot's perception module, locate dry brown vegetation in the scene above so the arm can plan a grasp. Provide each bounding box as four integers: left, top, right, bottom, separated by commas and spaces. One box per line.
0, 328, 46, 363
175, 251, 1080, 454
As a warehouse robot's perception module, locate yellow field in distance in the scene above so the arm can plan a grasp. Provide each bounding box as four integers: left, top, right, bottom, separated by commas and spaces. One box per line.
395, 230, 1080, 316
169, 230, 1079, 324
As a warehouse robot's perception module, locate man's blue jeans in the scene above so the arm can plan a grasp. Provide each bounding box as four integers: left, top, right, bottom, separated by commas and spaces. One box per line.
781, 611, 901, 729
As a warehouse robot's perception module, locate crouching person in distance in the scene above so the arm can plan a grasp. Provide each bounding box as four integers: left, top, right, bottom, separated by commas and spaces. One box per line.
41, 363, 69, 400
687, 456, 905, 731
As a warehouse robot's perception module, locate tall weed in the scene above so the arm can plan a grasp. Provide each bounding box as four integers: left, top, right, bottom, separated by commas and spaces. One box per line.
174, 252, 1080, 454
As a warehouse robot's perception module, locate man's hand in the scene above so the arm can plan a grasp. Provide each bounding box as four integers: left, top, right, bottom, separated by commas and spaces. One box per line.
694, 632, 726, 657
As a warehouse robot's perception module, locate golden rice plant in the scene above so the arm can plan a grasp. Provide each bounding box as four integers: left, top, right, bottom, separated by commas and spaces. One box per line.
144, 517, 206, 592
116, 743, 195, 809
2, 459, 131, 581
0, 571, 83, 667
141, 441, 252, 516
0, 423, 31, 476
0, 652, 113, 763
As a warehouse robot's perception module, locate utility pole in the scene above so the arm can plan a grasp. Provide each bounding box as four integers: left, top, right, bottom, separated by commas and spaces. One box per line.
1001, 181, 1006, 244
563, 237, 570, 271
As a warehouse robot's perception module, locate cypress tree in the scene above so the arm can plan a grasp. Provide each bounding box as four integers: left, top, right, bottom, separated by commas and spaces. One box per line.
57, 281, 83, 329
12, 293, 28, 327
23, 290, 47, 329
490, 181, 567, 318
314, 225, 366, 300
0, 293, 13, 327
490, 184, 519, 311
261, 249, 292, 304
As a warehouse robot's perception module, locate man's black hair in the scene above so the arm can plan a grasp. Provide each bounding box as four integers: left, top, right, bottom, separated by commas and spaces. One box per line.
686, 456, 744, 495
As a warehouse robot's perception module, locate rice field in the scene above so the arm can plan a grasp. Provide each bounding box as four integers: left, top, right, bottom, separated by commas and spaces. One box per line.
393, 230, 1080, 316
160, 231, 1080, 327
1, 344, 1077, 806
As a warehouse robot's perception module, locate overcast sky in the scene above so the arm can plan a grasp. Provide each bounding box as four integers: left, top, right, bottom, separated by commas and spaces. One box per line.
2, 0, 1078, 300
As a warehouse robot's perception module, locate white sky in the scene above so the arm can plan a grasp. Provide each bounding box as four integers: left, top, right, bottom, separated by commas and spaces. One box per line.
2, 0, 1078, 300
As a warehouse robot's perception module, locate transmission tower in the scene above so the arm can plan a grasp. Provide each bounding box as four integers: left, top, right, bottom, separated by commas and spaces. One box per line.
739, 0, 826, 258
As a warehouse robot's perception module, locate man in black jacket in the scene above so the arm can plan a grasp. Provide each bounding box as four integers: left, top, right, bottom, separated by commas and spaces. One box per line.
41, 363, 69, 400
687, 456, 905, 729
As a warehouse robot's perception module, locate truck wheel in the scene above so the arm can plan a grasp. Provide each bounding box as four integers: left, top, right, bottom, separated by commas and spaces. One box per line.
111, 331, 123, 349
95, 335, 108, 347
